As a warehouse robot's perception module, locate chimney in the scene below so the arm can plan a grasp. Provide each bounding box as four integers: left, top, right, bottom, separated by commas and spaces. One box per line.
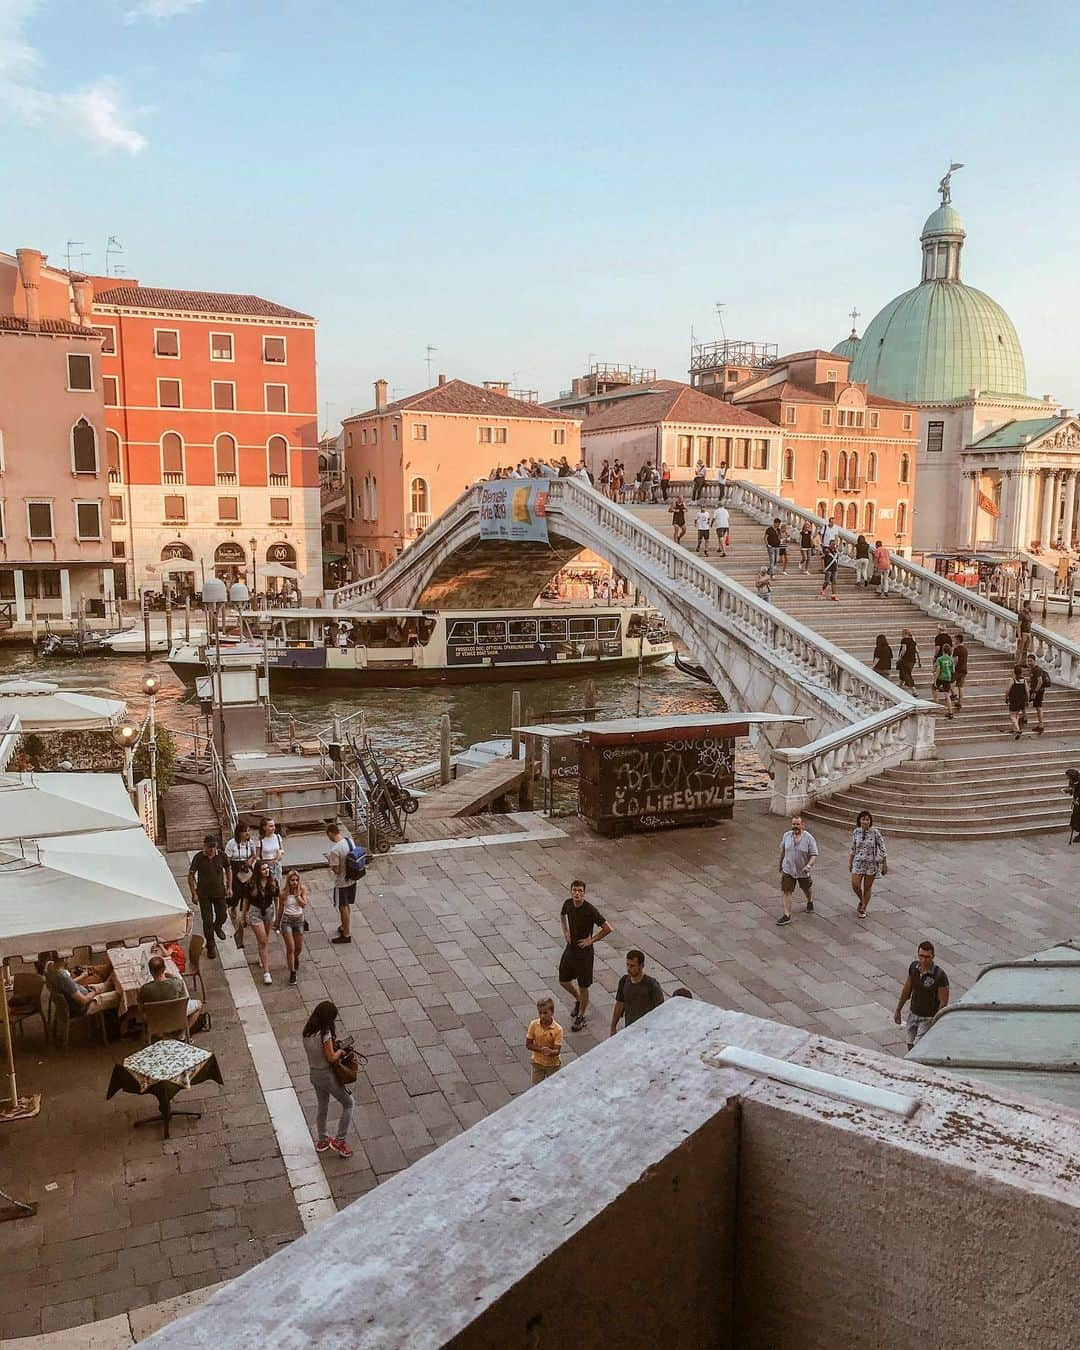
374, 378, 388, 413
438, 373, 447, 386
484, 380, 509, 396
16, 247, 44, 330
71, 274, 93, 327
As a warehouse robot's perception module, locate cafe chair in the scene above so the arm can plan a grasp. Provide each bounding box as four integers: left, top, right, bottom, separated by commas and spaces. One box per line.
9, 973, 46, 1041
185, 935, 206, 1001
142, 997, 191, 1046
50, 995, 108, 1049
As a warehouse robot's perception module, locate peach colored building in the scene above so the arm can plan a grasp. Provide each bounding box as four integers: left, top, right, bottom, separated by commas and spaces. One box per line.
342, 378, 580, 577
0, 249, 112, 622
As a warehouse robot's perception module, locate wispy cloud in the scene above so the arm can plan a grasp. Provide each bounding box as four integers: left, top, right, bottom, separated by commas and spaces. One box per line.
125, 0, 204, 19
0, 0, 147, 153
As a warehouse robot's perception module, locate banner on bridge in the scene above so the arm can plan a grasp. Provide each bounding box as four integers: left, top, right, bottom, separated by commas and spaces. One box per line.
479, 479, 549, 543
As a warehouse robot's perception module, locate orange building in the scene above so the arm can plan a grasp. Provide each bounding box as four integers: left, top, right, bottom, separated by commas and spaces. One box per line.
342, 378, 580, 577
705, 348, 919, 548
88, 279, 320, 599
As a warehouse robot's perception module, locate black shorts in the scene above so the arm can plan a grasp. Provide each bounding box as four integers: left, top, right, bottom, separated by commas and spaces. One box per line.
780, 875, 813, 895
1030, 690, 1045, 708
558, 944, 595, 988
334, 882, 357, 908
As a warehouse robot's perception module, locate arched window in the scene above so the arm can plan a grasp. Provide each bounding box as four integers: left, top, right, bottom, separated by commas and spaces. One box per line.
410, 477, 430, 515
782, 448, 795, 481
71, 418, 98, 473
848, 451, 859, 486
832, 501, 845, 524
363, 474, 371, 521
867, 451, 878, 483
896, 501, 908, 535
817, 449, 829, 482
161, 432, 184, 481
816, 500, 828, 519
863, 500, 875, 533
215, 433, 237, 480
267, 436, 289, 483
371, 476, 378, 519
106, 429, 122, 482
846, 502, 858, 530
837, 450, 848, 486
899, 453, 910, 484
318, 454, 328, 473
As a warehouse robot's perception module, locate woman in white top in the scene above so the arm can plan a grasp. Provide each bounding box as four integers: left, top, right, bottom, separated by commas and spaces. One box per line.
257, 816, 285, 888
275, 869, 308, 986
224, 822, 256, 942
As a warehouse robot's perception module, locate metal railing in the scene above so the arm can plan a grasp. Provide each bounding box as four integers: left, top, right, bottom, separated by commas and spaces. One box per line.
0, 714, 22, 771
172, 728, 238, 835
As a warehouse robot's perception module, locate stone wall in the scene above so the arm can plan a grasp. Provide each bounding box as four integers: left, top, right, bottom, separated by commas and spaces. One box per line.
14, 729, 124, 773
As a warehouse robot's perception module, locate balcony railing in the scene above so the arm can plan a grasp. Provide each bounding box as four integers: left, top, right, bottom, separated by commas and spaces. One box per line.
408, 512, 432, 534
834, 475, 863, 493
108, 468, 122, 484
163, 471, 184, 485
269, 473, 290, 487
217, 472, 237, 485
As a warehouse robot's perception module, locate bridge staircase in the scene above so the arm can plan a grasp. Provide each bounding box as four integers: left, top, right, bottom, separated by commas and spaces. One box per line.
634, 500, 1080, 838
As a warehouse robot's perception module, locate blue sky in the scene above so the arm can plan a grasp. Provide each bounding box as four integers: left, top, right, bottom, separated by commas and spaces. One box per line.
4, 0, 1080, 425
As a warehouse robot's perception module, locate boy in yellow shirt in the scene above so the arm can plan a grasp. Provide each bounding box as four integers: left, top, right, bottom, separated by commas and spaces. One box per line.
525, 996, 563, 1085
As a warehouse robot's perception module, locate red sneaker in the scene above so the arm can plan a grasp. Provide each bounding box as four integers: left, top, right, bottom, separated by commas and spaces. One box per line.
329, 1137, 353, 1158
315, 1138, 330, 1153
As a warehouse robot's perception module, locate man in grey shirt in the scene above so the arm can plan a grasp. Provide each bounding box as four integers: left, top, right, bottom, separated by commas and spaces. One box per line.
776, 814, 818, 926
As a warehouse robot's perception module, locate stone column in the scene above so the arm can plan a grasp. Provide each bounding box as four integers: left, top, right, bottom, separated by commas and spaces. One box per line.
997, 471, 1017, 550
13, 569, 26, 625
1040, 472, 1056, 547
1063, 471, 1078, 549
60, 568, 71, 620
957, 471, 978, 549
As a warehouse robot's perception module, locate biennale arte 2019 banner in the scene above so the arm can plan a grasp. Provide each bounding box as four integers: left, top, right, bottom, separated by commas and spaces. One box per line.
478, 479, 549, 543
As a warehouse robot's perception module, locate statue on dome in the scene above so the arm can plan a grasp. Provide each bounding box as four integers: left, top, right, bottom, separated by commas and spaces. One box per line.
938, 162, 965, 205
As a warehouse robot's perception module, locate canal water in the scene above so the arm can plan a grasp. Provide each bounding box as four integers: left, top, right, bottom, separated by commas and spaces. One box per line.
0, 648, 726, 768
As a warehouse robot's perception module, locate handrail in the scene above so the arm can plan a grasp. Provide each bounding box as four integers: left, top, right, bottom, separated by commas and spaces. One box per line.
172, 728, 238, 835
0, 714, 22, 771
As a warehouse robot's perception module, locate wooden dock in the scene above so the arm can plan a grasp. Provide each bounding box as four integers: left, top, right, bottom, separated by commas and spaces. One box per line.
163, 783, 220, 853
412, 760, 528, 822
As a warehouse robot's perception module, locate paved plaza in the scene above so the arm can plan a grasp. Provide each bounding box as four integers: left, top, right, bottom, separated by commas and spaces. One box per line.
1, 799, 1070, 1339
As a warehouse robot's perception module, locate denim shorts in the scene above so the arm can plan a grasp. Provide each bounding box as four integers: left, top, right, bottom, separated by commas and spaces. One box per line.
280, 914, 304, 935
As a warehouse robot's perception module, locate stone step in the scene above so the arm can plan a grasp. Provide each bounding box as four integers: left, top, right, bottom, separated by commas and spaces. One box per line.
834, 780, 1063, 805
803, 804, 1065, 840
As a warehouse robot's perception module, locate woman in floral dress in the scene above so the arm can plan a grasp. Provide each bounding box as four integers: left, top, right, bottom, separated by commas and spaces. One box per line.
849, 810, 888, 918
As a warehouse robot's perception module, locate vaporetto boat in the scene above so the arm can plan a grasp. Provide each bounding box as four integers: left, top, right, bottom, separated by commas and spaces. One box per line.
166, 605, 674, 688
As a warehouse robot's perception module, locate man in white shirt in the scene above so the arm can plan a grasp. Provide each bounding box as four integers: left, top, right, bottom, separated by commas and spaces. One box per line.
821, 519, 839, 550
712, 503, 730, 557
691, 462, 707, 502
325, 822, 355, 944
694, 507, 712, 556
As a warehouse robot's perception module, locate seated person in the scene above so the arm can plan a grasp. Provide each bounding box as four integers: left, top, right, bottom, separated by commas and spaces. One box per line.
151, 940, 186, 975
45, 953, 120, 1017
137, 956, 203, 1033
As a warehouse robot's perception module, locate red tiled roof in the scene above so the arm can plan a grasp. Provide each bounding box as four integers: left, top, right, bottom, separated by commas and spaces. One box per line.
732, 380, 832, 406
579, 381, 775, 433
347, 379, 576, 422
0, 315, 99, 337
866, 393, 917, 410
93, 286, 313, 321
775, 349, 851, 364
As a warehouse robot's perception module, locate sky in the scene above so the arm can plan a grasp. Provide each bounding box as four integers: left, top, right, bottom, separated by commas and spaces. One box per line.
4, 0, 1080, 428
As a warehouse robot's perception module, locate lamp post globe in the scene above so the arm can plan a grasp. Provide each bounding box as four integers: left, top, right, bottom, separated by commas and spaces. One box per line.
201, 577, 227, 606
228, 581, 250, 606
142, 673, 159, 698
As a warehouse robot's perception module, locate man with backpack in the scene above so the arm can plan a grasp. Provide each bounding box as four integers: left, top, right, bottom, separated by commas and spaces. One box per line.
1025, 654, 1050, 735
325, 822, 367, 944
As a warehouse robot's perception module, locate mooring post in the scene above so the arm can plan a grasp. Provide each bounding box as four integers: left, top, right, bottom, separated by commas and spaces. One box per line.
439, 713, 452, 785
510, 689, 522, 760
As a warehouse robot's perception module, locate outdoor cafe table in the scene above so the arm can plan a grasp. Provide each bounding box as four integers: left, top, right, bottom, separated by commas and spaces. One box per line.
106, 1039, 221, 1138
107, 942, 181, 1014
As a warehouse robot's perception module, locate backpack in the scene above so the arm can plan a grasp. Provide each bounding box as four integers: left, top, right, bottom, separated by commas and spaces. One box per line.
1037, 666, 1051, 688
344, 837, 368, 880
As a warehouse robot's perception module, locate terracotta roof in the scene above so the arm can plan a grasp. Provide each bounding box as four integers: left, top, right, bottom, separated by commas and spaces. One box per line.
866, 393, 918, 410
347, 379, 576, 422
0, 315, 99, 337
775, 349, 851, 364
579, 381, 775, 433
733, 380, 832, 406
92, 286, 313, 321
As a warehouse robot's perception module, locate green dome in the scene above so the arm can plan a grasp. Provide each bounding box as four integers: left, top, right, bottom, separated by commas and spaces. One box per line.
832, 332, 861, 361
850, 192, 1026, 403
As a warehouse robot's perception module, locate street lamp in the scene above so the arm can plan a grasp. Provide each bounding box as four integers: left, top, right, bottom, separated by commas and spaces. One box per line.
111, 717, 139, 791
250, 537, 257, 599
142, 673, 159, 836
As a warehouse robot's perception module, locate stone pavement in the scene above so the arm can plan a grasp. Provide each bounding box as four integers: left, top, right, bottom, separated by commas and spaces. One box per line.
2, 800, 1068, 1337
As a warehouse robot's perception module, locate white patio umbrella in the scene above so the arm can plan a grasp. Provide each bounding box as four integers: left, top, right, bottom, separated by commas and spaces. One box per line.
0, 681, 125, 731
258, 562, 299, 580
0, 772, 139, 841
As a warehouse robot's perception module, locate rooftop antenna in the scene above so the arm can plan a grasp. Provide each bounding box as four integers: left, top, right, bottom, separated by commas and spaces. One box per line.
848, 306, 861, 336
425, 345, 437, 385
104, 235, 124, 278
714, 302, 727, 343
65, 240, 88, 272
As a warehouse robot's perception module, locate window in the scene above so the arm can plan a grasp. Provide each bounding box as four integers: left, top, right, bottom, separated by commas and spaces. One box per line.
448, 621, 476, 642
782, 447, 795, 481
212, 381, 236, 411
717, 437, 732, 466
816, 499, 828, 518
158, 378, 181, 408
217, 496, 239, 522
103, 375, 119, 407
0, 502, 4, 538
899, 453, 911, 484
391, 423, 399, 441
270, 497, 291, 521
837, 450, 848, 485
110, 495, 125, 522
346, 430, 353, 449
75, 501, 101, 540
265, 384, 287, 413
676, 434, 692, 468
817, 449, 830, 481
359, 429, 367, 446
28, 501, 54, 539
410, 477, 430, 514
112, 540, 126, 559
832, 501, 845, 524
597, 617, 621, 638
753, 438, 770, 470
552, 428, 567, 445
478, 426, 492, 444
267, 436, 289, 483
155, 329, 180, 358
863, 500, 875, 533
844, 502, 857, 530
161, 432, 184, 482
902, 413, 913, 431
93, 326, 116, 355
493, 427, 507, 445
262, 335, 287, 364
412, 423, 428, 441
107, 430, 122, 482
896, 501, 908, 535
734, 438, 750, 469
539, 617, 568, 641
477, 620, 507, 642
569, 618, 597, 640
210, 332, 234, 361
785, 405, 797, 425
869, 411, 880, 429
821, 408, 832, 427
71, 418, 98, 473
826, 369, 837, 381
848, 451, 859, 484
509, 619, 538, 641
927, 420, 944, 453
215, 433, 238, 481
371, 427, 377, 444
67, 353, 93, 391
867, 451, 878, 482
164, 494, 186, 521
837, 409, 865, 428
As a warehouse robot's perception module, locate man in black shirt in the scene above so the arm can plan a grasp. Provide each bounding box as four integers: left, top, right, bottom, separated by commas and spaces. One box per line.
894, 940, 949, 1050
1025, 654, 1048, 735
559, 880, 612, 1032
764, 519, 782, 576
188, 835, 230, 959
610, 950, 664, 1036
